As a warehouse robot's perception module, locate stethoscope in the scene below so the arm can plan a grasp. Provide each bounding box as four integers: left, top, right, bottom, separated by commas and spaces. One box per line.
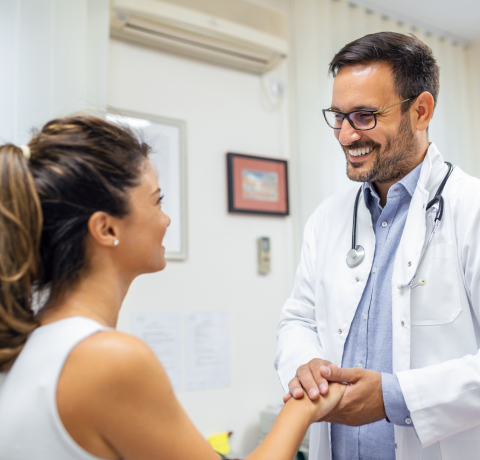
346, 162, 453, 288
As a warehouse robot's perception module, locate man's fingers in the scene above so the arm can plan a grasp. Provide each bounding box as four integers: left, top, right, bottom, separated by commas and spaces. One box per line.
320, 363, 359, 383
287, 377, 305, 399
310, 362, 330, 395
283, 393, 292, 403
296, 367, 321, 400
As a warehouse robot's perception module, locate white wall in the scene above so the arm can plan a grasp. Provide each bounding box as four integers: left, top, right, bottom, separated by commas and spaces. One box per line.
109, 33, 294, 455
0, 0, 109, 145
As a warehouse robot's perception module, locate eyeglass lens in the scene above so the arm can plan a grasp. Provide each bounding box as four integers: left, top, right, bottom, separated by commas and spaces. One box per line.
325, 111, 376, 130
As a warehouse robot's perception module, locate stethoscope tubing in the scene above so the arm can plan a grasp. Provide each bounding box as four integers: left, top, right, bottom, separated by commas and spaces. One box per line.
352, 187, 363, 251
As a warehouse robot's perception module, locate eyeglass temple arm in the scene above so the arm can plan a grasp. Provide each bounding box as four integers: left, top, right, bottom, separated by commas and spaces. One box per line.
372, 97, 415, 115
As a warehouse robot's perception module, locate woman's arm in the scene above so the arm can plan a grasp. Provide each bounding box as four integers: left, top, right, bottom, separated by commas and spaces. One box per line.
57, 331, 344, 460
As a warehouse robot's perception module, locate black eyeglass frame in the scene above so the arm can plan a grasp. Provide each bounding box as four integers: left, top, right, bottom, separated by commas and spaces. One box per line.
322, 96, 418, 131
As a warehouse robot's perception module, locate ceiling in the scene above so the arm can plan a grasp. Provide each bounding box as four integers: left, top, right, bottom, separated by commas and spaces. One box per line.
350, 0, 480, 44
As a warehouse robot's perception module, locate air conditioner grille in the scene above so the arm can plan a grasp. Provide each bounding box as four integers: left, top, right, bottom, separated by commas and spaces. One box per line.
125, 23, 271, 64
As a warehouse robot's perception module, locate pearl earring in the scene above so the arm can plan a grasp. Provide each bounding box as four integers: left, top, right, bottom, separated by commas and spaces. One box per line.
113, 239, 119, 246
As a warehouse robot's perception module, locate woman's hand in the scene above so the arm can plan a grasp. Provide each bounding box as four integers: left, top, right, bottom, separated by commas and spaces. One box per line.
294, 381, 346, 424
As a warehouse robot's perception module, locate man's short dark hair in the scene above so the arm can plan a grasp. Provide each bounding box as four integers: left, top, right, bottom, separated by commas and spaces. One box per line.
329, 32, 440, 112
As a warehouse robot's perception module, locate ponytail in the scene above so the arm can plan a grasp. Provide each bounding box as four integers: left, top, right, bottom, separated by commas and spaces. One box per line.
0, 144, 42, 371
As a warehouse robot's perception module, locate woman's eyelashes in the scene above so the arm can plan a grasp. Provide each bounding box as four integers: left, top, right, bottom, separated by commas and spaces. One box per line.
157, 195, 164, 205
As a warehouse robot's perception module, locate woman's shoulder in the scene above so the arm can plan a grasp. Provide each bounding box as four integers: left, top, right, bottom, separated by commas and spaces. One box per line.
57, 329, 173, 458
62, 329, 167, 388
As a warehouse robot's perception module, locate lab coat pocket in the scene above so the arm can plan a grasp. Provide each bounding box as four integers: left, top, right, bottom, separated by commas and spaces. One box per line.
410, 243, 462, 325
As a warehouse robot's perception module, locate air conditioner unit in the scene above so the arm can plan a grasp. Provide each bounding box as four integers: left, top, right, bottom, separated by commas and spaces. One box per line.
110, 0, 288, 74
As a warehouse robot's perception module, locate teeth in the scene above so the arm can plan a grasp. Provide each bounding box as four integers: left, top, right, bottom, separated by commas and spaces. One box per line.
349, 147, 372, 157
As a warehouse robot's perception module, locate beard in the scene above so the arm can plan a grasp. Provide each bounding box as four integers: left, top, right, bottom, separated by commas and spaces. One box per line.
343, 113, 420, 183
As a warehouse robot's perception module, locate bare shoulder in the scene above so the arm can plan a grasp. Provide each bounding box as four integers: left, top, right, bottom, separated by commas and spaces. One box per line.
62, 329, 171, 391
57, 330, 178, 458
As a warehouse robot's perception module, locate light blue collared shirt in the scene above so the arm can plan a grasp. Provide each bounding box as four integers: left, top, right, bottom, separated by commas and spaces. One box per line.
331, 163, 422, 460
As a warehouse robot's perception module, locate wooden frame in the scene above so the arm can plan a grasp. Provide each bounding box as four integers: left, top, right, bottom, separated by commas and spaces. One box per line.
227, 153, 289, 216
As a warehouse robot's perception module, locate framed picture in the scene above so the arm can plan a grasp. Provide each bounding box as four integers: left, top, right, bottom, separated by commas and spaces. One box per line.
107, 108, 188, 260
227, 153, 289, 216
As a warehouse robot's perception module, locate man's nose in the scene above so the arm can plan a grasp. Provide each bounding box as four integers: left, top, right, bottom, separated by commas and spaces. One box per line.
338, 118, 361, 146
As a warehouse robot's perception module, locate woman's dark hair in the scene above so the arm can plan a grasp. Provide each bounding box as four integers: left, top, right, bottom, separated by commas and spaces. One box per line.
0, 116, 149, 371
329, 32, 440, 112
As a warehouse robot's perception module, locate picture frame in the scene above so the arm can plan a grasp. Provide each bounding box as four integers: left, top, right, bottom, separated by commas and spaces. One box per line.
107, 108, 188, 260
227, 153, 289, 216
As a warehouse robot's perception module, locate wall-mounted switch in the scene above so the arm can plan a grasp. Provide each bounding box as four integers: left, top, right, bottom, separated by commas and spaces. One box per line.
257, 237, 271, 275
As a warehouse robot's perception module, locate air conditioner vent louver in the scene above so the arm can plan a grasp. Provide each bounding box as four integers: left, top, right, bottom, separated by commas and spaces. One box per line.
110, 0, 288, 74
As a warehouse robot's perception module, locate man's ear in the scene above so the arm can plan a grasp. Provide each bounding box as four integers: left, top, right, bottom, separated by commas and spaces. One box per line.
87, 211, 120, 247
413, 91, 435, 132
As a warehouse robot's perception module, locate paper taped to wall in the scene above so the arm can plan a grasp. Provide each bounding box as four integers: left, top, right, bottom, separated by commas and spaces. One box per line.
131, 311, 183, 391
185, 311, 230, 390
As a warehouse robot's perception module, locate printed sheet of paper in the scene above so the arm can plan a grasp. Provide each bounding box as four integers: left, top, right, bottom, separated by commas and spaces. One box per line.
131, 312, 182, 391
184, 311, 230, 390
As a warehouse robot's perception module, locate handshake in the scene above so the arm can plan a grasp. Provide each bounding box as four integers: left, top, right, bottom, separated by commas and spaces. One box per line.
283, 359, 387, 426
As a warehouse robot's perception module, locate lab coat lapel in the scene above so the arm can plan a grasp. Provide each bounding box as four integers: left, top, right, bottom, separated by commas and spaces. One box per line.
391, 143, 446, 374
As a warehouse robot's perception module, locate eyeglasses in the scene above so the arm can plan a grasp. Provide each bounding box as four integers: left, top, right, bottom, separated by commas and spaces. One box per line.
322, 97, 417, 131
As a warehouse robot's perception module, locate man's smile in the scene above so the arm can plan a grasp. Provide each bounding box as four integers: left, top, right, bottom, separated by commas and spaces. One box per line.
347, 146, 376, 163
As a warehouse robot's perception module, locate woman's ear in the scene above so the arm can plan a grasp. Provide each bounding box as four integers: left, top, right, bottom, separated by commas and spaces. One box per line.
414, 91, 435, 132
87, 211, 120, 248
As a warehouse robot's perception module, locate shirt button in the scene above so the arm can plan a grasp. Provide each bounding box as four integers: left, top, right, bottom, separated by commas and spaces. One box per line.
401, 321, 405, 326
357, 363, 363, 368
405, 417, 412, 425
338, 329, 342, 334
355, 276, 360, 282
363, 314, 367, 321
395, 443, 398, 449
382, 221, 388, 228
408, 261, 412, 267
372, 267, 377, 273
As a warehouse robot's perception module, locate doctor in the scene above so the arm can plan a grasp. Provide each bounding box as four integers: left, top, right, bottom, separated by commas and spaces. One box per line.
275, 31, 480, 460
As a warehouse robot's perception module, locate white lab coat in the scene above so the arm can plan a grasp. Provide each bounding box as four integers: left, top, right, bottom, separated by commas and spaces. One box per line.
275, 143, 480, 460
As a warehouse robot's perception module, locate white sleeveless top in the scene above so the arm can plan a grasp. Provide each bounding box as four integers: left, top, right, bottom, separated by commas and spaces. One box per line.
0, 316, 110, 460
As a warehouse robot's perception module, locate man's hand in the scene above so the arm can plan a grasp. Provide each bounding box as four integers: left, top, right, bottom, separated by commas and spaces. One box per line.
317, 363, 386, 426
283, 358, 333, 403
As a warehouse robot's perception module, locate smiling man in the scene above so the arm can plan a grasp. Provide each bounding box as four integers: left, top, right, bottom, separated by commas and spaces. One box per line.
275, 32, 480, 460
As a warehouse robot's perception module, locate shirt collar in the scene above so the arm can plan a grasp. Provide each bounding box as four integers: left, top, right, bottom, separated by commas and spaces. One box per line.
363, 161, 423, 206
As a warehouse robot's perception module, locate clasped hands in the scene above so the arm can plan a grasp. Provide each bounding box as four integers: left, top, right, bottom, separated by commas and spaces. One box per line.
284, 359, 386, 426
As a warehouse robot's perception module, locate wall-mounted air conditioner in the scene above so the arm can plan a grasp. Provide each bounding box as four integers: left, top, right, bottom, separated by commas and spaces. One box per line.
110, 0, 288, 74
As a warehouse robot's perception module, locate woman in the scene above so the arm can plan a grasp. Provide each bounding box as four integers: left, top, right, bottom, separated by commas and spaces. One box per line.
0, 116, 344, 460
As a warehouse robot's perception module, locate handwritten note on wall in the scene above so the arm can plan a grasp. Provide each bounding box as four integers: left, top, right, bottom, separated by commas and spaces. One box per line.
131, 311, 230, 391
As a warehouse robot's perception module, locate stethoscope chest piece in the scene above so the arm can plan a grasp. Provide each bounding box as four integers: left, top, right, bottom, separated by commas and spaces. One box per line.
346, 245, 365, 268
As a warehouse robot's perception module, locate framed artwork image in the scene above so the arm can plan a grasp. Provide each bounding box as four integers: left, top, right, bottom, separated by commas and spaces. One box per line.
106, 108, 188, 260
227, 153, 289, 216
